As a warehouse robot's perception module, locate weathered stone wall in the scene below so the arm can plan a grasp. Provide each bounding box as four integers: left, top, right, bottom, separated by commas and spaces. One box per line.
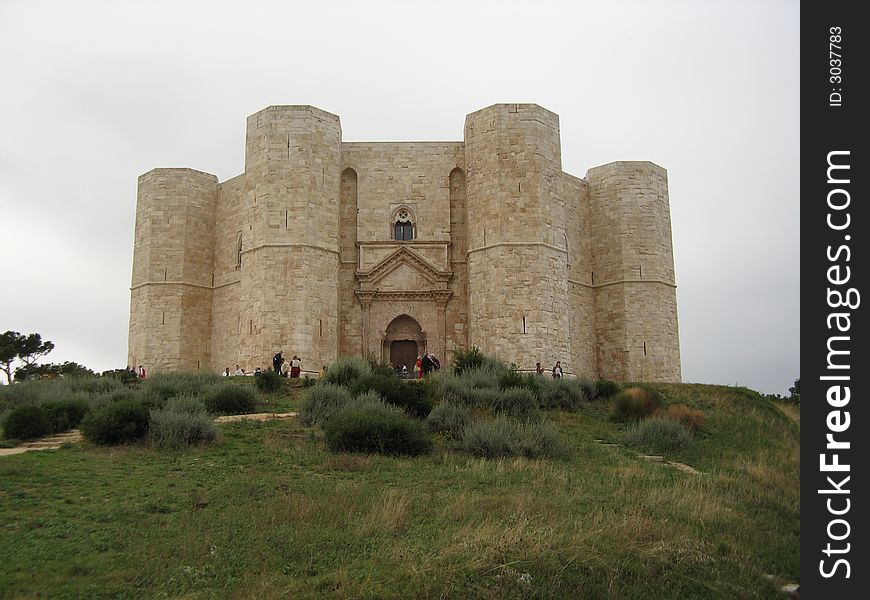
128, 168, 217, 372
563, 173, 597, 377
586, 161, 681, 382
464, 104, 570, 372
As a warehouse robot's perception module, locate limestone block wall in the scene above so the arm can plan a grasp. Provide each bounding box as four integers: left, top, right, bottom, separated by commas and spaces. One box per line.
586, 161, 681, 382
237, 106, 342, 372
563, 173, 597, 377
465, 104, 570, 372
128, 168, 217, 372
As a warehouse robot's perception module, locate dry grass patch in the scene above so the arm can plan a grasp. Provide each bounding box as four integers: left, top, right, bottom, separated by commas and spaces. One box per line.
323, 453, 372, 472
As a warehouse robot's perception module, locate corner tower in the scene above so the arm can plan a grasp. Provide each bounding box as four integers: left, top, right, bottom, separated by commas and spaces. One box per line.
464, 104, 570, 370
237, 106, 342, 370
128, 168, 218, 371
586, 161, 681, 381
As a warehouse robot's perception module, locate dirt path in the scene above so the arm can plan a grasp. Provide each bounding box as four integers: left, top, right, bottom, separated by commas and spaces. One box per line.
0, 412, 298, 457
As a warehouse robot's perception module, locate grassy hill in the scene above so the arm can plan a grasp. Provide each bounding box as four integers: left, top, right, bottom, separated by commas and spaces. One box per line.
0, 382, 798, 599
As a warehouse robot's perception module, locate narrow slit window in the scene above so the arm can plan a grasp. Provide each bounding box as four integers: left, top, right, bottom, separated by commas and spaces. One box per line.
522, 316, 526, 334
643, 342, 647, 356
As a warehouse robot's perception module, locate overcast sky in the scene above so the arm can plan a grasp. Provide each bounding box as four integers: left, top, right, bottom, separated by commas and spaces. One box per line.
0, 0, 799, 394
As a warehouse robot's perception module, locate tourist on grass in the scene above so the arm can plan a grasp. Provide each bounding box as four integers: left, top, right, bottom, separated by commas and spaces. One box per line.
290, 355, 302, 378
552, 361, 563, 379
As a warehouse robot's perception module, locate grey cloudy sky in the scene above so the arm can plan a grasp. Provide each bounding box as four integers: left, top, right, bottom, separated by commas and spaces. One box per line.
0, 0, 799, 394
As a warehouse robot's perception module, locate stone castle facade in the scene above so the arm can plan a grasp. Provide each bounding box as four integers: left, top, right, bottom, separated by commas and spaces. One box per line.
128, 103, 681, 381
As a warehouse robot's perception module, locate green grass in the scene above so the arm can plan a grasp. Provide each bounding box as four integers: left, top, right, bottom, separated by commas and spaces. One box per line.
0, 383, 799, 599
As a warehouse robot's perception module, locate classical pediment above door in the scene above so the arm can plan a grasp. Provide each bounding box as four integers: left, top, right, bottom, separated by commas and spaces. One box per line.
356, 245, 451, 292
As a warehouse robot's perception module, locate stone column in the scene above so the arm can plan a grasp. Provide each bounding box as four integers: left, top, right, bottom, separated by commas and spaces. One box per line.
357, 292, 374, 359
435, 293, 450, 361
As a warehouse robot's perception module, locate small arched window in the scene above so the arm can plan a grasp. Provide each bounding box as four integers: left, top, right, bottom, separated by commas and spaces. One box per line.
236, 232, 243, 267
393, 208, 414, 241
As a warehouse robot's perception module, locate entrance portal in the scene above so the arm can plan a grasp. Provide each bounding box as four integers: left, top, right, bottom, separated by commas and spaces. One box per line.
383, 314, 424, 369
390, 340, 418, 371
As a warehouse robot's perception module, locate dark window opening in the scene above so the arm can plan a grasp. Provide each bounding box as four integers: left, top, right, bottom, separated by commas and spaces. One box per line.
394, 221, 413, 241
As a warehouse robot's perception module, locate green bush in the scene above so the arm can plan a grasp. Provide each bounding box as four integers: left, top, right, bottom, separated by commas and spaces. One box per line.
255, 370, 283, 394
2, 404, 51, 440
611, 386, 665, 422
622, 417, 693, 453
42, 398, 91, 433
493, 387, 539, 420
461, 417, 566, 459
202, 385, 257, 415
303, 376, 316, 388
299, 383, 353, 426
148, 404, 217, 449
350, 373, 432, 418
539, 378, 587, 410
80, 400, 150, 445
164, 393, 207, 415
323, 356, 373, 388
140, 372, 223, 403
595, 379, 620, 399
324, 405, 432, 456
426, 403, 471, 439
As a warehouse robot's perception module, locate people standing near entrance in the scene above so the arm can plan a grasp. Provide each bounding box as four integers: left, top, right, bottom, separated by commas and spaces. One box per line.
414, 356, 423, 379
431, 354, 441, 371
290, 355, 302, 378
552, 361, 563, 379
421, 352, 434, 376
273, 350, 283, 374
536, 362, 545, 376
281, 359, 290, 378
138, 365, 147, 379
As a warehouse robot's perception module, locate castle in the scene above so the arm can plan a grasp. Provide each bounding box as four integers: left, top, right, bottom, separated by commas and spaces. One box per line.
128, 103, 681, 381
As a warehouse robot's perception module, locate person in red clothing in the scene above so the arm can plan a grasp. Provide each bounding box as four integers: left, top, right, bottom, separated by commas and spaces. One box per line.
138, 365, 147, 379
414, 356, 423, 379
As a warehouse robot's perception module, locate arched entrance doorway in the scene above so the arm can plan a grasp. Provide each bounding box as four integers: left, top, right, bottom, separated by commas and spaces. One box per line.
383, 314, 424, 370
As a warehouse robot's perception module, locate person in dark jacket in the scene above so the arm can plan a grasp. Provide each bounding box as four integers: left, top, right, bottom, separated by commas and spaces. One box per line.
273, 350, 283, 374
421, 352, 435, 376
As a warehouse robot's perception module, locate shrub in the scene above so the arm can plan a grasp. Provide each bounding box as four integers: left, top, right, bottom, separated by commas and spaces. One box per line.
595, 379, 620, 399
255, 370, 283, 394
452, 347, 506, 375
164, 393, 207, 415
324, 405, 432, 456
148, 404, 217, 449
323, 356, 373, 387
539, 378, 587, 410
140, 372, 223, 403
622, 417, 693, 453
461, 417, 566, 459
493, 387, 539, 420
303, 376, 316, 388
426, 403, 471, 439
656, 404, 706, 433
611, 387, 664, 422
80, 400, 150, 445
2, 405, 51, 440
202, 385, 257, 415
42, 398, 91, 433
350, 373, 432, 418
299, 383, 353, 426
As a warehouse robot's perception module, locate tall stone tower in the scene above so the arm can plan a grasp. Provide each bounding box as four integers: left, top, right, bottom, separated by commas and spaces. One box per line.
464, 104, 570, 370
237, 106, 342, 370
128, 169, 217, 372
586, 162, 681, 381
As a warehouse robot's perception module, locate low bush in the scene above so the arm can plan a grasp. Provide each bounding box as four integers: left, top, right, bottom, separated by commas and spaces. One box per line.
324, 405, 432, 456
595, 379, 620, 399
165, 393, 207, 415
148, 404, 217, 449
255, 370, 283, 394
299, 383, 353, 426
539, 378, 587, 410
202, 385, 257, 415
461, 417, 566, 459
323, 356, 373, 388
350, 373, 432, 418
656, 404, 706, 433
302, 376, 316, 388
622, 417, 693, 453
493, 387, 539, 420
426, 403, 471, 439
452, 346, 488, 375
611, 387, 665, 422
80, 400, 150, 445
2, 404, 51, 440
141, 372, 223, 404
42, 398, 91, 433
